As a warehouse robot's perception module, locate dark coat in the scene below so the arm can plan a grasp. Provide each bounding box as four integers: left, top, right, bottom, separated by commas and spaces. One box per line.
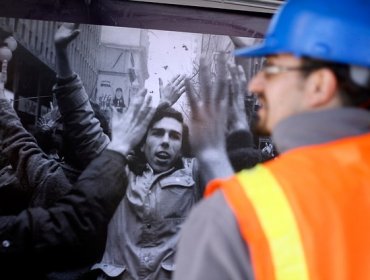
0, 150, 128, 279
0, 99, 76, 208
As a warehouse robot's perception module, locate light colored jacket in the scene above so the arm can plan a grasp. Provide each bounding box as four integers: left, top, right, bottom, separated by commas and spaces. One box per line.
93, 157, 201, 280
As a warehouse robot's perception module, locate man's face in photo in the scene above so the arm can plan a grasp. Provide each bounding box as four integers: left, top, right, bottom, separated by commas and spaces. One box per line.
143, 116, 183, 173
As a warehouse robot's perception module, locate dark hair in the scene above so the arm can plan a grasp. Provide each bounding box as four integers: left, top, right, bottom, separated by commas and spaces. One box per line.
301, 57, 370, 109
149, 106, 183, 129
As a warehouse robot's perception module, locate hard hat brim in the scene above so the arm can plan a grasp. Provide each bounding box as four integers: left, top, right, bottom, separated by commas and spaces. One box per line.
234, 42, 277, 58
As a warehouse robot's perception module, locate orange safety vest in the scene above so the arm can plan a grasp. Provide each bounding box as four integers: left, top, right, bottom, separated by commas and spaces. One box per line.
206, 133, 370, 280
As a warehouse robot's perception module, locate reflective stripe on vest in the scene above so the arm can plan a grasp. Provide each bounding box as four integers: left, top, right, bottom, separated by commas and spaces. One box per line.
238, 166, 309, 280
207, 166, 310, 280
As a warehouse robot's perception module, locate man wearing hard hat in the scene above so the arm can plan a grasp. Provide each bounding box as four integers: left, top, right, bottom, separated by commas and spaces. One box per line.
174, 0, 370, 279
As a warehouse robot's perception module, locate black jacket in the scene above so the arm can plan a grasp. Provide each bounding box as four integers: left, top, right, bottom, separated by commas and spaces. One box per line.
0, 99, 76, 209
0, 150, 128, 279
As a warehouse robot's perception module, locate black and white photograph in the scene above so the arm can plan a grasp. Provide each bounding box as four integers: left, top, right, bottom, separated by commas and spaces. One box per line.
2, 0, 369, 280
0, 13, 272, 279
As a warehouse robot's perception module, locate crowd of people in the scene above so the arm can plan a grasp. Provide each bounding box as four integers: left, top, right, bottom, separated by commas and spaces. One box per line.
0, 22, 261, 279
0, 0, 369, 279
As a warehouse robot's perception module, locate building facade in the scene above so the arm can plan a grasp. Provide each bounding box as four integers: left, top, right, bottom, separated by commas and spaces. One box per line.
0, 17, 100, 130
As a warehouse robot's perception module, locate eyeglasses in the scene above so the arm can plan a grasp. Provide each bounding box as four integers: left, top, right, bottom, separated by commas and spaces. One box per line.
260, 64, 321, 76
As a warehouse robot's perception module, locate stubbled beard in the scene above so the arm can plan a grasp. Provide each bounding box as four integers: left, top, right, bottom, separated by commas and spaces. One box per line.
251, 112, 271, 137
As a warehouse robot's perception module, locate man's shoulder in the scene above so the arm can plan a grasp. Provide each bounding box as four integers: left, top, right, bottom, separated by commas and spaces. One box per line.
187, 190, 233, 223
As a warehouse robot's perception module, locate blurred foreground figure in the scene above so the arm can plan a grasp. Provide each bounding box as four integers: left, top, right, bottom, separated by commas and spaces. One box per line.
174, 0, 370, 279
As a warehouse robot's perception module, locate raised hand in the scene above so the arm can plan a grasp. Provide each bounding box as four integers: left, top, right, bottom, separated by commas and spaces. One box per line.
107, 88, 155, 156
186, 53, 229, 154
159, 74, 186, 107
227, 64, 250, 133
54, 23, 80, 79
54, 23, 80, 49
185, 52, 234, 180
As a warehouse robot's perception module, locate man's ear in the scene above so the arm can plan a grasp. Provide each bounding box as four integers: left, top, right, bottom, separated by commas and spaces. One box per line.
305, 68, 340, 108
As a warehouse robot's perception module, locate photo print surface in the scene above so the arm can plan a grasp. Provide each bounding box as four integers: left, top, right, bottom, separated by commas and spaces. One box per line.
0, 16, 267, 134
0, 13, 275, 278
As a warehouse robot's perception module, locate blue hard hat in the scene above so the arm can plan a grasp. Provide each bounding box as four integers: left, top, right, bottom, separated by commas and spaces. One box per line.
235, 0, 370, 68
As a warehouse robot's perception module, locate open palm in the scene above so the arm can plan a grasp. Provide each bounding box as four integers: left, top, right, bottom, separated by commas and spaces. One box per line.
54, 23, 80, 48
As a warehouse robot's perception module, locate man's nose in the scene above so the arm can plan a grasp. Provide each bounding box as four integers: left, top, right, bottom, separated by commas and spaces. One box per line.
161, 133, 170, 146
248, 71, 265, 94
